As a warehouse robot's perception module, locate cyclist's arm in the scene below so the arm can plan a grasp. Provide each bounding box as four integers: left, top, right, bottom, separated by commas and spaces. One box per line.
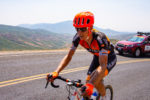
55, 48, 76, 74
89, 48, 108, 84
55, 33, 79, 74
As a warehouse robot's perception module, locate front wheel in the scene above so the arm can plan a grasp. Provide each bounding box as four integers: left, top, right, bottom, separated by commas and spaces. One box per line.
118, 51, 123, 55
134, 48, 141, 57
96, 85, 113, 100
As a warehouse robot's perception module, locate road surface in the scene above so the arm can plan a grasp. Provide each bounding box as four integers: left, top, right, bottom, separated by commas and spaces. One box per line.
0, 50, 150, 100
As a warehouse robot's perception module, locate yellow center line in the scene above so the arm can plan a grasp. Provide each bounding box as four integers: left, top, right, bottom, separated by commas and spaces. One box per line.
0, 66, 88, 85
117, 59, 150, 64
0, 67, 88, 88
0, 73, 47, 85
0, 59, 150, 88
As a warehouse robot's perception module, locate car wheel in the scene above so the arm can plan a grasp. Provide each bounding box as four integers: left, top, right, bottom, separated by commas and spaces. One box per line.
118, 51, 123, 55
134, 48, 141, 57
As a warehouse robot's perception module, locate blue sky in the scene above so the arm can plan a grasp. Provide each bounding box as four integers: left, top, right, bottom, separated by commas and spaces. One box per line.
0, 0, 150, 32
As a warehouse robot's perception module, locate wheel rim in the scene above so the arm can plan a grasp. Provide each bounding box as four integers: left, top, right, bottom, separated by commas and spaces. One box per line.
135, 49, 140, 57
106, 88, 111, 100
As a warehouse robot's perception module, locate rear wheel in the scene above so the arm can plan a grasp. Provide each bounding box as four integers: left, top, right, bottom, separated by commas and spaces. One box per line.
96, 85, 113, 100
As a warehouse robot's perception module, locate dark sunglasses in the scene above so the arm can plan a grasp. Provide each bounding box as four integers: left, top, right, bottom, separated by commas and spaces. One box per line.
76, 27, 87, 32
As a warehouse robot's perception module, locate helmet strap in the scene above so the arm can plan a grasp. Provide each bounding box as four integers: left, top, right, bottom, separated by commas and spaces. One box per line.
88, 26, 92, 37
86, 27, 93, 43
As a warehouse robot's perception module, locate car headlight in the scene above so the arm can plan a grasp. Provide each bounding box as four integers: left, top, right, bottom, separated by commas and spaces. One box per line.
127, 45, 133, 47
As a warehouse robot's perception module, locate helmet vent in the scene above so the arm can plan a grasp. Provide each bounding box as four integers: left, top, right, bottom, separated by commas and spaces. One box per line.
81, 18, 84, 25
78, 18, 80, 25
75, 18, 77, 25
87, 19, 90, 24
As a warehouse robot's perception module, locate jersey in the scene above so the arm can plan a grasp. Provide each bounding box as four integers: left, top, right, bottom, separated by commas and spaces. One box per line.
71, 29, 115, 56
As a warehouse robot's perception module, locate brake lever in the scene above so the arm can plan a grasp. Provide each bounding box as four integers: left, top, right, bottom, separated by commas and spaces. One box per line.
45, 75, 52, 89
45, 81, 49, 88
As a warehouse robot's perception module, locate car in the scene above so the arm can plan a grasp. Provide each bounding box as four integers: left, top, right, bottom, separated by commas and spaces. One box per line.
115, 32, 150, 57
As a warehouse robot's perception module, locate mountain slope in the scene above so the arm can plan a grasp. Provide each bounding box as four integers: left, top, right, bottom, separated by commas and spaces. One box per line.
0, 24, 73, 51
19, 20, 135, 38
0, 21, 136, 51
19, 21, 76, 34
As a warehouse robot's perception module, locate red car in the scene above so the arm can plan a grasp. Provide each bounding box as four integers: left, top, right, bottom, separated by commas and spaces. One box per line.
115, 32, 150, 57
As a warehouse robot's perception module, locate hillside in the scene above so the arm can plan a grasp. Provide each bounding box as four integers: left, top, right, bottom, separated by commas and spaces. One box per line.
19, 20, 135, 39
19, 21, 75, 34
111, 33, 136, 40
0, 21, 136, 51
0, 25, 73, 51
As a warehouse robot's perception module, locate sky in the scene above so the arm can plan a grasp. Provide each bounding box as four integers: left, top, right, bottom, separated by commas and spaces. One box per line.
0, 0, 150, 32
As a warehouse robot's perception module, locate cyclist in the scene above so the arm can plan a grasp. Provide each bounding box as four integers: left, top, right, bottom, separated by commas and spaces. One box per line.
46, 11, 117, 100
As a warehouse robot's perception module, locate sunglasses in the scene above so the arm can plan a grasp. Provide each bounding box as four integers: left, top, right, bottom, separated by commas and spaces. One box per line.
76, 27, 87, 32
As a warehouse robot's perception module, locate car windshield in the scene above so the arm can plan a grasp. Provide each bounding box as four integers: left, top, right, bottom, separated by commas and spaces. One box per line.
127, 36, 144, 42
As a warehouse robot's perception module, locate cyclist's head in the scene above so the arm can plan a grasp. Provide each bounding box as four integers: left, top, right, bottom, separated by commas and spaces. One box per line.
73, 11, 94, 28
73, 11, 94, 39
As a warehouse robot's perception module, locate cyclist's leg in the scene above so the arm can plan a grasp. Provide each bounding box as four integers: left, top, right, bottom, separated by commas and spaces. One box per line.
86, 55, 99, 83
86, 53, 117, 98
86, 55, 106, 98
97, 53, 116, 99
95, 75, 106, 96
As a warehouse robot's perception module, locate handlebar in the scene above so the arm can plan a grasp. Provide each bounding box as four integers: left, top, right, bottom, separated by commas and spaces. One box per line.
45, 76, 83, 88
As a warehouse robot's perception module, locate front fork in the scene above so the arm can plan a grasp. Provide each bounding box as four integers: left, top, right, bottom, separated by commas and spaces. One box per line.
67, 86, 81, 100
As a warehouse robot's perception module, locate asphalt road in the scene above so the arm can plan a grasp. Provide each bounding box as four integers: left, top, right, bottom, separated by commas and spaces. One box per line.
0, 50, 150, 100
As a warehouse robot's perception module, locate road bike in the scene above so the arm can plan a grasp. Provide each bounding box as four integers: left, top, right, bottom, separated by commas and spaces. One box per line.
45, 76, 113, 100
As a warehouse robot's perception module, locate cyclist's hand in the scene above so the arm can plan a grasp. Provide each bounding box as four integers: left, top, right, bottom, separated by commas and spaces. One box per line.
46, 72, 59, 82
86, 75, 91, 83
81, 83, 94, 97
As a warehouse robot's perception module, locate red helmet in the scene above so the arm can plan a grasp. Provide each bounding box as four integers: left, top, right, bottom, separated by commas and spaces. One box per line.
73, 11, 94, 28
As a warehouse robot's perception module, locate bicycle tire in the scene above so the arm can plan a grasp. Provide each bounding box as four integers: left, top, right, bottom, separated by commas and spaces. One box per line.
96, 85, 113, 100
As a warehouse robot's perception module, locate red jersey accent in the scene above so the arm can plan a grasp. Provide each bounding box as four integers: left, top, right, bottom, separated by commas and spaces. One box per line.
79, 39, 100, 56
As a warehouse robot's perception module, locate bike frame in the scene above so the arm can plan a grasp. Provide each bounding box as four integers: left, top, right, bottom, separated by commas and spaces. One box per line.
66, 81, 82, 100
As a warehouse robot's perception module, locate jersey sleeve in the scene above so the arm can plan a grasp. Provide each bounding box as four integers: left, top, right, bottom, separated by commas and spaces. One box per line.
70, 33, 80, 50
97, 32, 111, 51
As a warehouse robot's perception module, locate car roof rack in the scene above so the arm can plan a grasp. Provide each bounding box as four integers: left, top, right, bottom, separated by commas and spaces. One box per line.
137, 32, 150, 36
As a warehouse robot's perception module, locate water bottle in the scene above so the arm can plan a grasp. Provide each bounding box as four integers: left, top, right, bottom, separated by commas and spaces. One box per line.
90, 91, 98, 100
